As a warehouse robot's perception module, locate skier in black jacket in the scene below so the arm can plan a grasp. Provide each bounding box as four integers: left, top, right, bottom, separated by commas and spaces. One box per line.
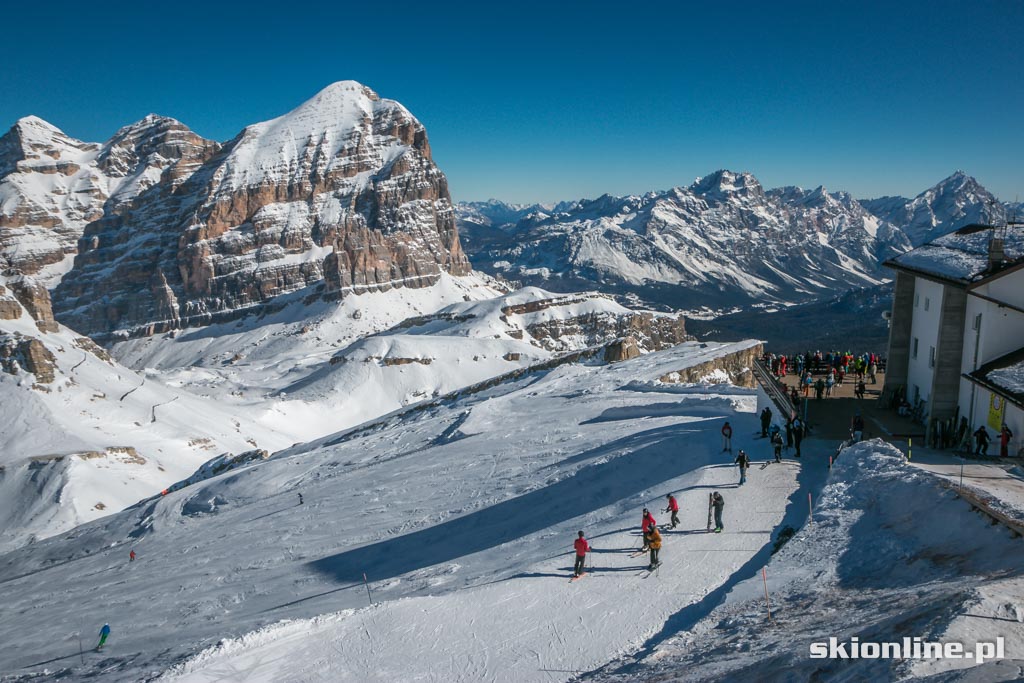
735, 449, 750, 485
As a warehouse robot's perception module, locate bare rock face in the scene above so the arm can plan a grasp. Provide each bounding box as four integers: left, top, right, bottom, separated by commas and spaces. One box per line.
9, 277, 58, 332
52, 82, 471, 339
604, 336, 641, 362
0, 334, 57, 383
0, 115, 217, 286
658, 342, 762, 388
0, 284, 21, 320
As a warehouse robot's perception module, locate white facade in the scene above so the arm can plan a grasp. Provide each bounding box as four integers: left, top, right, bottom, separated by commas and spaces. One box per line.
906, 276, 946, 406
957, 268, 1024, 454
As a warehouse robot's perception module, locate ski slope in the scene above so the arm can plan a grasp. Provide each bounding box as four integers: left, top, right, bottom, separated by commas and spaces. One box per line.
0, 340, 826, 682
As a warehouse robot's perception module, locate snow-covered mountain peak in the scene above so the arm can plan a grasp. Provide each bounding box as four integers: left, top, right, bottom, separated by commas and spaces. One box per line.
215, 80, 415, 192
1, 115, 98, 167
690, 169, 764, 201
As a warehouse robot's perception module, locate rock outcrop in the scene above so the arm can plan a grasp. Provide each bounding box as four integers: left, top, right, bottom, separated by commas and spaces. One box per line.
9, 277, 58, 332
0, 334, 57, 383
658, 342, 762, 388
50, 82, 470, 339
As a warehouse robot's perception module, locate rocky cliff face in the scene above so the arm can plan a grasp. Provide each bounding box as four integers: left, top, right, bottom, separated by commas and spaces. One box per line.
50, 82, 469, 339
0, 115, 216, 285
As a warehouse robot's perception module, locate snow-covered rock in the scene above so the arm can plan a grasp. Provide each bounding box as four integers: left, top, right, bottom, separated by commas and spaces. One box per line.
0, 115, 217, 286
0, 81, 470, 339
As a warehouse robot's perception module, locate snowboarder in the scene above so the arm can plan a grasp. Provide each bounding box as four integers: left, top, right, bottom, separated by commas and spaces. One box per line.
735, 449, 750, 485
644, 525, 662, 570
129, 549, 135, 562
664, 493, 680, 528
1000, 425, 1014, 458
974, 426, 991, 456
573, 531, 590, 578
770, 430, 783, 463
96, 623, 110, 651
721, 421, 733, 452
760, 407, 772, 437
851, 412, 865, 442
711, 492, 725, 533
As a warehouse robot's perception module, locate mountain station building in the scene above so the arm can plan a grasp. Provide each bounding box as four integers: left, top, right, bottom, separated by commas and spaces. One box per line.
882, 222, 1024, 455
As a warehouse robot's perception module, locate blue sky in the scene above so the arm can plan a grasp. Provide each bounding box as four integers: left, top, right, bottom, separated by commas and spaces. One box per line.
3, 1, 1021, 203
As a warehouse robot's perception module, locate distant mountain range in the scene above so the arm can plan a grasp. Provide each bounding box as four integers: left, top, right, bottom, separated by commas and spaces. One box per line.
456, 170, 1014, 311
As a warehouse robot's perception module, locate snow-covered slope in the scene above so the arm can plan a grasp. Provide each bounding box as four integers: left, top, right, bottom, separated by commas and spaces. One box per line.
110, 277, 689, 443
588, 442, 1024, 681
0, 273, 303, 553
0, 340, 778, 681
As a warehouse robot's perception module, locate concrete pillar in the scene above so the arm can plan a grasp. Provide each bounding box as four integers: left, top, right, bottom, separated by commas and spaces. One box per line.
883, 270, 915, 400
930, 286, 967, 424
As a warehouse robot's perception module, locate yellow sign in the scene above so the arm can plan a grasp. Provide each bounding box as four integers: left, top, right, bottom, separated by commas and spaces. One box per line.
988, 393, 1006, 430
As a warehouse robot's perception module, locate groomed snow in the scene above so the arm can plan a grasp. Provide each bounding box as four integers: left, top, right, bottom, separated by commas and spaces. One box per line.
0, 340, 825, 683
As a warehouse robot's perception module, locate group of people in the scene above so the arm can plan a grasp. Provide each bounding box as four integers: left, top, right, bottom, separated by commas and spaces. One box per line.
736, 410, 807, 459
572, 492, 727, 576
973, 424, 1015, 458
765, 350, 882, 385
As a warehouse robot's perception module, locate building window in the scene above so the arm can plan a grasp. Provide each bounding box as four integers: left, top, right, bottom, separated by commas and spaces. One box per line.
924, 297, 930, 311
913, 338, 919, 359
915, 293, 920, 308
973, 313, 982, 330
929, 346, 935, 368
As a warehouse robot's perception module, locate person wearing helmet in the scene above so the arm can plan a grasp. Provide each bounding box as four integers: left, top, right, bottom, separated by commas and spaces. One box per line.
97, 623, 111, 651
573, 531, 590, 578
640, 508, 657, 550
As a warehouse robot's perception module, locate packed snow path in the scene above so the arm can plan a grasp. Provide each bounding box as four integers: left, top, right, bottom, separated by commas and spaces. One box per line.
0, 342, 826, 681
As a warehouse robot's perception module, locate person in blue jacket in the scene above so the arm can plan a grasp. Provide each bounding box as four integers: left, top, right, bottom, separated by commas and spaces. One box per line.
97, 623, 110, 651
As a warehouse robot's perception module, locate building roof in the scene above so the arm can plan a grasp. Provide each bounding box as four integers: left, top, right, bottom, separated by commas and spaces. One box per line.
964, 345, 1024, 410
885, 223, 1024, 287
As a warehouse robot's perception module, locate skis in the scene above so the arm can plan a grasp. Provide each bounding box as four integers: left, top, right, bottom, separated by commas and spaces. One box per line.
760, 461, 770, 470
707, 493, 713, 531
628, 550, 648, 558
639, 561, 662, 578
570, 572, 587, 583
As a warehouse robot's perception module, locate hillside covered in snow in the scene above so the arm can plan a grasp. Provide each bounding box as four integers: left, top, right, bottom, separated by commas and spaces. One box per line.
2, 341, 1020, 681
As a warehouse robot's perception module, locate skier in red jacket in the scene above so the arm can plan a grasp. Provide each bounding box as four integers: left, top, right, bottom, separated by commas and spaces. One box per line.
573, 531, 590, 577
641, 508, 657, 533
664, 494, 680, 529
